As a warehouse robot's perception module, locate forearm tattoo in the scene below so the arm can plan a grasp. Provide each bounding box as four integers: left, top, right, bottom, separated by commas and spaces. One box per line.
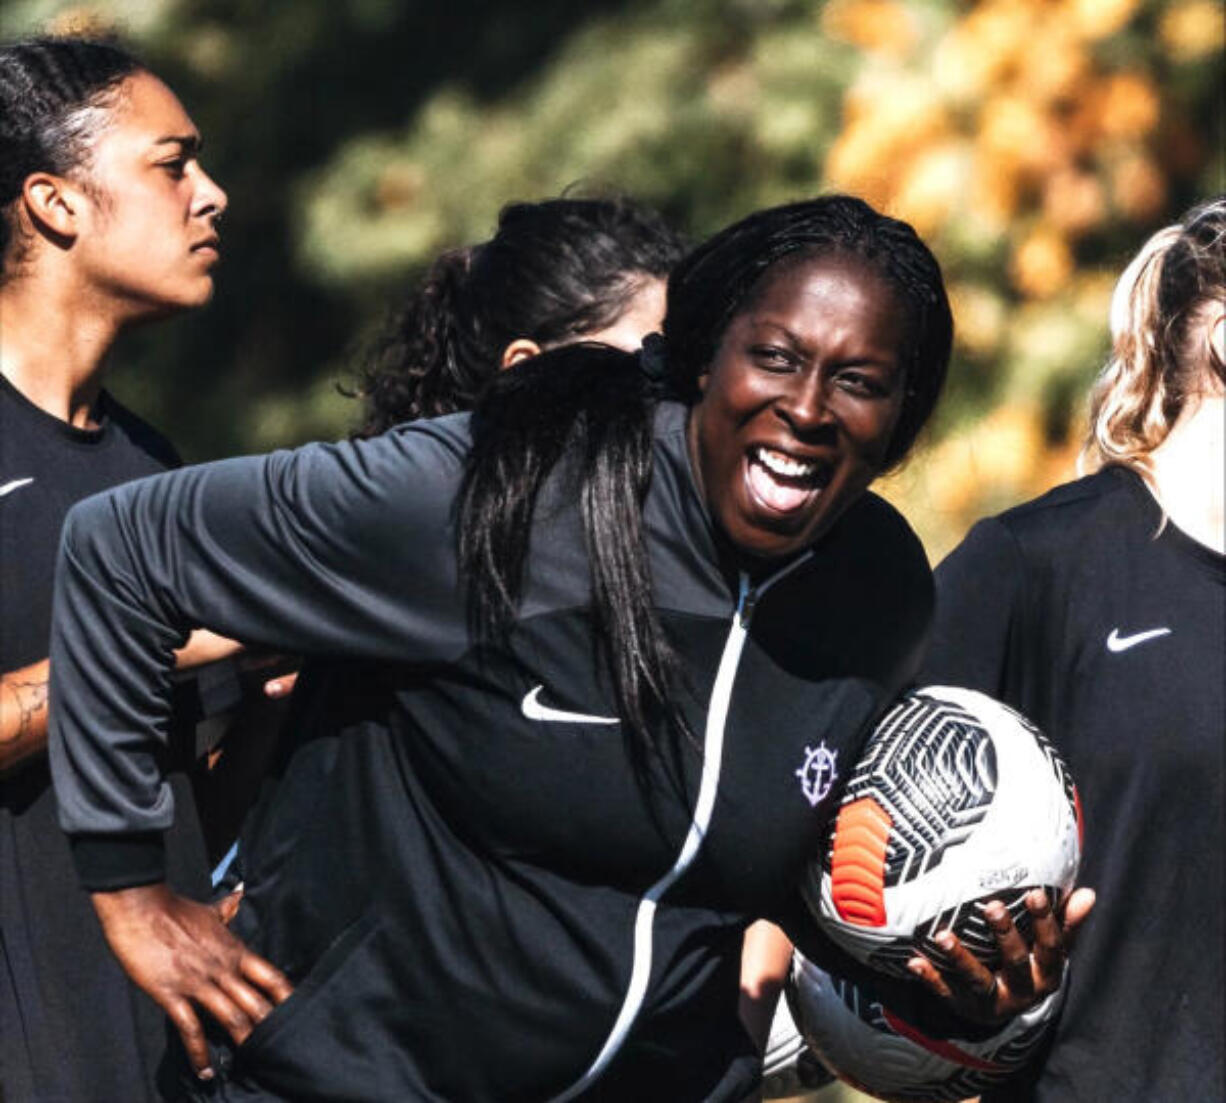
2, 675, 49, 743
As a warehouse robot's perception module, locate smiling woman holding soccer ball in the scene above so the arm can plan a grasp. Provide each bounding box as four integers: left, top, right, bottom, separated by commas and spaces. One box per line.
46, 195, 1088, 1100
922, 199, 1225, 1101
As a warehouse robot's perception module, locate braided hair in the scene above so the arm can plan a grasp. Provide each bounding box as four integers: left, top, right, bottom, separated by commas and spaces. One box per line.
459, 194, 952, 773
355, 195, 685, 436
0, 35, 142, 280
662, 195, 951, 468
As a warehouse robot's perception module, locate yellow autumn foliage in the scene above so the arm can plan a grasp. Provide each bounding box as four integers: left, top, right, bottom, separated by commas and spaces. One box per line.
1111, 154, 1168, 221
1095, 73, 1162, 141
1160, 0, 1226, 59
1011, 227, 1075, 299
1016, 27, 1090, 103
1063, 0, 1143, 40
977, 94, 1064, 176
1043, 169, 1109, 236
820, 0, 920, 58
948, 283, 1008, 359
892, 142, 972, 236
931, 0, 1035, 100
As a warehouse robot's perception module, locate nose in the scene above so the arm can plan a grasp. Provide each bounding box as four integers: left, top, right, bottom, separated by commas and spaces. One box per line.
192, 164, 228, 222
776, 371, 833, 439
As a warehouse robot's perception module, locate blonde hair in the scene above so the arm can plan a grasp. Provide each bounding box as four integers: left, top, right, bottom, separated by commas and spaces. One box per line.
1082, 197, 1226, 475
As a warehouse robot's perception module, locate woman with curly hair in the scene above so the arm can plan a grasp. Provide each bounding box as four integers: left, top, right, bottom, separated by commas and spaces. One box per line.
354, 194, 684, 436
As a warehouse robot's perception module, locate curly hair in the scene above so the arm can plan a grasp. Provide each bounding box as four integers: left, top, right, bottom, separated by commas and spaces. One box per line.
354, 195, 685, 436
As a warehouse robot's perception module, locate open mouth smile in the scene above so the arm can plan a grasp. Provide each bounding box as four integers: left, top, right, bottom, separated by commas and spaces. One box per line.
744, 444, 831, 515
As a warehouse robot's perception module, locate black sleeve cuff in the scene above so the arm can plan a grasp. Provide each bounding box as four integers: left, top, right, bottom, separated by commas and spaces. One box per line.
69, 832, 166, 891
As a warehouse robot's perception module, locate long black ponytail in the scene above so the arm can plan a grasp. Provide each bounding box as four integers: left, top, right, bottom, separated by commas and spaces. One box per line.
458, 345, 680, 765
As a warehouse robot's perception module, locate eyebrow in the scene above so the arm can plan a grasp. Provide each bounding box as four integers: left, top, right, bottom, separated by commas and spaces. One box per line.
152, 135, 202, 154
749, 317, 901, 367
748, 320, 805, 345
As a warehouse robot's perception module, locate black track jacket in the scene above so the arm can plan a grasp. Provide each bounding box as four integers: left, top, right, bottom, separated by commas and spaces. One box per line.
48, 403, 932, 1101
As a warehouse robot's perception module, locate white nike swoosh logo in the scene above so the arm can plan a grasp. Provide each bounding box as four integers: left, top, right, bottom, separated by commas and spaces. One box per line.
521, 685, 619, 725
1107, 627, 1172, 652
0, 477, 34, 497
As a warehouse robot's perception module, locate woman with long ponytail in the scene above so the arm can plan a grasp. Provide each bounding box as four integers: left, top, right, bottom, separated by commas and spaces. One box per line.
923, 197, 1225, 1102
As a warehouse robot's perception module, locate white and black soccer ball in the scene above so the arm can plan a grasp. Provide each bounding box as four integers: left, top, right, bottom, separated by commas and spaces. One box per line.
802, 686, 1081, 977
760, 988, 836, 1098
788, 949, 1064, 1102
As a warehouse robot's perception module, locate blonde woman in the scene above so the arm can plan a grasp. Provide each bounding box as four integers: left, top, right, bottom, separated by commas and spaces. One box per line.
922, 198, 1224, 1101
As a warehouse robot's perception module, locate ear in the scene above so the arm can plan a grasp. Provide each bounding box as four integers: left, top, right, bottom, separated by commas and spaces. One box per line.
1209, 311, 1225, 373
500, 338, 542, 370
696, 371, 711, 395
21, 172, 83, 242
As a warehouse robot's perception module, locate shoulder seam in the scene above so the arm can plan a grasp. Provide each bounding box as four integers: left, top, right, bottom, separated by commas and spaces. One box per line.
996, 470, 1127, 524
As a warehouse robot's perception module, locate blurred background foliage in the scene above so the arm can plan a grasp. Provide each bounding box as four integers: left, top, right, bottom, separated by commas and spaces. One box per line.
2, 0, 1222, 564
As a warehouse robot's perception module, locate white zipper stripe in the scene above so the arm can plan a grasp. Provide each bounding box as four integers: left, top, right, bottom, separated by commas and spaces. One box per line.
552, 553, 812, 1099
551, 575, 750, 1101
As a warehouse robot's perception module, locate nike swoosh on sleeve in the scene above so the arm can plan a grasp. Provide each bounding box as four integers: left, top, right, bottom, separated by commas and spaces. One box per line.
1106, 627, 1172, 652
0, 477, 34, 497
521, 685, 619, 725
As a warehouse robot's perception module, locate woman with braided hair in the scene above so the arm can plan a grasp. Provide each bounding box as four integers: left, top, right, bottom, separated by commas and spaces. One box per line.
0, 34, 233, 1101
47, 194, 1087, 1099
921, 198, 1225, 1101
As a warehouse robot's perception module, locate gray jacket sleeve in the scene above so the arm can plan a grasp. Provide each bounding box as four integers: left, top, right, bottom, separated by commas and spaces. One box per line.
48, 419, 470, 888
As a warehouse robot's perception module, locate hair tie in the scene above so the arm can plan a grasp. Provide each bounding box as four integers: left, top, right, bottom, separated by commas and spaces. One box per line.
638, 332, 669, 388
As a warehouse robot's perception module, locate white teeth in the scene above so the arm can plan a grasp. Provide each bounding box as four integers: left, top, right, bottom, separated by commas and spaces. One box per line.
755, 446, 817, 480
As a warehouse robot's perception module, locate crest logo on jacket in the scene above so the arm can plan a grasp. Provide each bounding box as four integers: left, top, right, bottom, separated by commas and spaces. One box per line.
796, 742, 838, 807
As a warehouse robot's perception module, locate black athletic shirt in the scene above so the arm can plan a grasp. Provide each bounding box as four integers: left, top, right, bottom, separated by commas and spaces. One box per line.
0, 371, 211, 1103
47, 402, 933, 1101
922, 465, 1225, 1102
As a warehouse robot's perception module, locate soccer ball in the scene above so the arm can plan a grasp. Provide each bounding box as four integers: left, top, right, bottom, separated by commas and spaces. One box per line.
788, 949, 1065, 1102
761, 987, 835, 1098
802, 686, 1081, 977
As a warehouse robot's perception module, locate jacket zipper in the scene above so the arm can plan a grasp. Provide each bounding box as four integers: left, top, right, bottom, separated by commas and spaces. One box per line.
552, 553, 813, 1100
